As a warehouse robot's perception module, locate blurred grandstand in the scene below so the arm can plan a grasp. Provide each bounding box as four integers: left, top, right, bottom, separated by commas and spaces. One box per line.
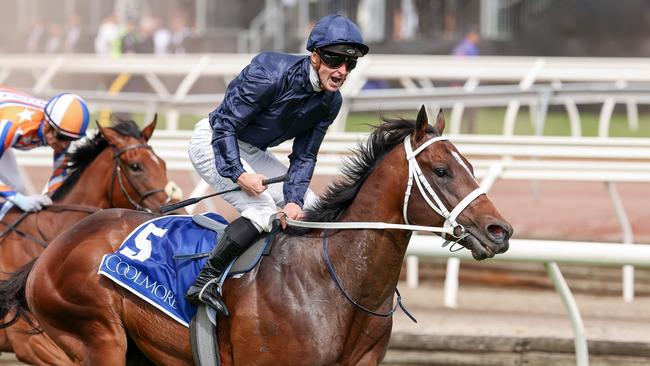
1, 0, 649, 56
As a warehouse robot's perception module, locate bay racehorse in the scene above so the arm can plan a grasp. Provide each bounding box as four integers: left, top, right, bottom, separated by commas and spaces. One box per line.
0, 115, 181, 365
0, 107, 511, 365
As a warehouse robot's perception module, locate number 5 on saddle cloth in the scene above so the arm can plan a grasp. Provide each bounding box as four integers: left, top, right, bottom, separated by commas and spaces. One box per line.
98, 213, 280, 327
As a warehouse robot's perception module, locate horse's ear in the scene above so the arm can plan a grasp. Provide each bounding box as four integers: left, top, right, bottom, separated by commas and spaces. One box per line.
414, 105, 429, 142
96, 121, 121, 146
434, 109, 446, 136
141, 114, 157, 142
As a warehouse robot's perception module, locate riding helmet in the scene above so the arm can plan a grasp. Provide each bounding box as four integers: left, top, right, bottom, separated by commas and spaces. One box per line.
44, 93, 90, 139
306, 14, 369, 57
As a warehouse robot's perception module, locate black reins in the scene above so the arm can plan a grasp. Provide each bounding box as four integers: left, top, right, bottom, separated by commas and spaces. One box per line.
322, 229, 417, 323
0, 143, 167, 248
0, 204, 100, 248
0, 211, 47, 247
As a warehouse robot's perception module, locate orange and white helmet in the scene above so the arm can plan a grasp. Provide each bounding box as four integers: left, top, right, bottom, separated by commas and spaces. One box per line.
44, 93, 90, 140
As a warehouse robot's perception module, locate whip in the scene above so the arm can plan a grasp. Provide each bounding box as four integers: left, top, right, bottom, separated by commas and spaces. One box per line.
160, 174, 289, 214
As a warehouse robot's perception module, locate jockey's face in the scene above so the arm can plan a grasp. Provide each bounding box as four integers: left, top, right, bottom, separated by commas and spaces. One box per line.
311, 51, 353, 92
43, 123, 72, 152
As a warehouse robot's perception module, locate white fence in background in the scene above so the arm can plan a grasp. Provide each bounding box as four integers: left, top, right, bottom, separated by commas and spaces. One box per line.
1, 54, 650, 135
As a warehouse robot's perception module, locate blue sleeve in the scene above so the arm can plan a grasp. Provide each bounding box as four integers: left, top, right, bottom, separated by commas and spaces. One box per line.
209, 62, 277, 182
283, 96, 341, 206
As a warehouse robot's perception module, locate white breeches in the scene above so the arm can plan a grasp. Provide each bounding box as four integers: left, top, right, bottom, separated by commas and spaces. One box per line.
188, 118, 318, 232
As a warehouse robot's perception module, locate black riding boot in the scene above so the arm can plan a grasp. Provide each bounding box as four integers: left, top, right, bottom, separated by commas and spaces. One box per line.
185, 217, 260, 317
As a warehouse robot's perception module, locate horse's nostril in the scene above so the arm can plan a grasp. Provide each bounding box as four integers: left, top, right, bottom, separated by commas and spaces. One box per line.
487, 224, 509, 243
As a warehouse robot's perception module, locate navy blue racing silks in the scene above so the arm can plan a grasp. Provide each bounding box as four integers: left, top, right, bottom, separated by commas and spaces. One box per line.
209, 52, 342, 207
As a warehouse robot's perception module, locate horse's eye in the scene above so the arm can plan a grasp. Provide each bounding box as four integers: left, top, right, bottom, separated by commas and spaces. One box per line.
434, 168, 447, 177
129, 163, 142, 172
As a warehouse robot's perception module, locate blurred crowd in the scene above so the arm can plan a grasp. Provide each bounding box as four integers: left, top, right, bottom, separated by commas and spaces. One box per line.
24, 10, 195, 56
18, 0, 478, 56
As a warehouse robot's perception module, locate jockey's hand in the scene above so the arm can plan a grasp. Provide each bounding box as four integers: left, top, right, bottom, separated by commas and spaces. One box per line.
236, 172, 268, 196
279, 202, 303, 229
9, 193, 53, 212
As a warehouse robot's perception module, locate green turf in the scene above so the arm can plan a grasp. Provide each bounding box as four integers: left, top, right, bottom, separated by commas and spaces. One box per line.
94, 107, 650, 138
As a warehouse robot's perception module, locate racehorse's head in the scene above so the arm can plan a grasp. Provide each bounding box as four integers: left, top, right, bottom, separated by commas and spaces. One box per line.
97, 115, 182, 213
403, 106, 512, 259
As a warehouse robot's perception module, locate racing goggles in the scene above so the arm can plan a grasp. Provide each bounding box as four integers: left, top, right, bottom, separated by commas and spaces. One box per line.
51, 127, 76, 141
317, 50, 358, 71
45, 117, 76, 141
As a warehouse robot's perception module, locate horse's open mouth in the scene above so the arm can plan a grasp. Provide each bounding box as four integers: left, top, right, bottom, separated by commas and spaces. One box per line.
461, 229, 502, 260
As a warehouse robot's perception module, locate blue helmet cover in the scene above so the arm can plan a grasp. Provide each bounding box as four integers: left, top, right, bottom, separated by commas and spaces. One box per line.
306, 14, 369, 55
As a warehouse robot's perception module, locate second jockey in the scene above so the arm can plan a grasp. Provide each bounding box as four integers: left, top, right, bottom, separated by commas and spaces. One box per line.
186, 14, 369, 316
0, 88, 89, 212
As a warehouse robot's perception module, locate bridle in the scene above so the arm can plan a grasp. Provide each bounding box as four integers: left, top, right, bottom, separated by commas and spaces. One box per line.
109, 143, 169, 213
286, 134, 486, 238
0, 143, 169, 248
402, 134, 486, 242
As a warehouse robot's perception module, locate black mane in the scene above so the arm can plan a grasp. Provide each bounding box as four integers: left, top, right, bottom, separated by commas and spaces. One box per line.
291, 117, 435, 234
50, 118, 142, 201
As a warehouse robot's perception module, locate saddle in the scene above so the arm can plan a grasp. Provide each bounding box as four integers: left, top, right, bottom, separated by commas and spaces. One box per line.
189, 214, 278, 276
189, 214, 281, 366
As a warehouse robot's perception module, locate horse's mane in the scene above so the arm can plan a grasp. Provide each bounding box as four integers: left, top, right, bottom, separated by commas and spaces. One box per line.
290, 117, 435, 234
51, 118, 143, 200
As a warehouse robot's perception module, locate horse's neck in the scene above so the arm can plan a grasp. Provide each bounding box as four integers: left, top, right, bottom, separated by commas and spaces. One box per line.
55, 149, 114, 208
326, 147, 412, 306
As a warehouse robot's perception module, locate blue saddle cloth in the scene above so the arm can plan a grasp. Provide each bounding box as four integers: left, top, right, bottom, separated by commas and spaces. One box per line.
98, 213, 228, 327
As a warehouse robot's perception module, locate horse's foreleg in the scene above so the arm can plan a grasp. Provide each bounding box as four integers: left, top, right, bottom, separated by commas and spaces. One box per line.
351, 337, 391, 366
347, 318, 393, 366
353, 349, 387, 366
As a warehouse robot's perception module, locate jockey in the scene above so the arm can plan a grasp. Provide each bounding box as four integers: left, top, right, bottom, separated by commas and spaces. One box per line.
0, 88, 90, 212
186, 14, 369, 316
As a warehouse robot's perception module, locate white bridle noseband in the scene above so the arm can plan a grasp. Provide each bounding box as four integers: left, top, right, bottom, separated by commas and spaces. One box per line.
286, 134, 486, 238
402, 135, 486, 239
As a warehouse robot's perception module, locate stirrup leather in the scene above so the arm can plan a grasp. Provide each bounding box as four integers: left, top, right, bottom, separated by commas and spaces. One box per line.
197, 278, 221, 301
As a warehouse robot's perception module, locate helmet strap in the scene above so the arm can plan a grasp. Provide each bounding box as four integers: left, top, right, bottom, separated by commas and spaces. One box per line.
308, 59, 323, 92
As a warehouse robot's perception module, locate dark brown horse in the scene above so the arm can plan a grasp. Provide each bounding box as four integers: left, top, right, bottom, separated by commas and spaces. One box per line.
0, 107, 511, 365
0, 116, 181, 365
